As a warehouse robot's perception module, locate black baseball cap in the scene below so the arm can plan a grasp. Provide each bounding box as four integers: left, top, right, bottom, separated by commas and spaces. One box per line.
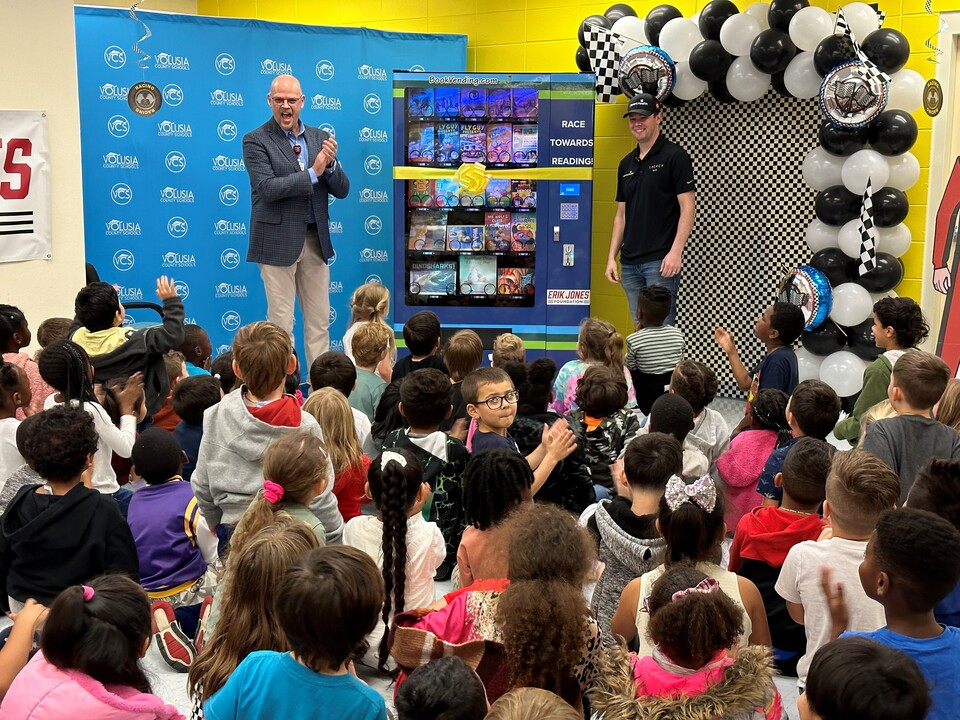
623, 93, 661, 117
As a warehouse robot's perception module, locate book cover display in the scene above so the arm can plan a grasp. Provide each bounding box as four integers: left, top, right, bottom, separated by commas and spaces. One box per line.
394, 72, 594, 356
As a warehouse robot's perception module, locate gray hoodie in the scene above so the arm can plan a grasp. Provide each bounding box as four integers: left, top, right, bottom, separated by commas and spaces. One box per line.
191, 388, 343, 544
591, 499, 665, 646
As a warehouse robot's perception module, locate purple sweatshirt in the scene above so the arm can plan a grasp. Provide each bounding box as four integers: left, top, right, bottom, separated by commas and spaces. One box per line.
126, 480, 207, 594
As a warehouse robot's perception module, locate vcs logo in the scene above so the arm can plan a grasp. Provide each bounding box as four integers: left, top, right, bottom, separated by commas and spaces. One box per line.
221, 311, 241, 331
219, 185, 239, 206
215, 53, 236, 76
113, 249, 135, 271
104, 46, 126, 69
167, 216, 189, 239
163, 84, 183, 106
364, 155, 383, 176
329, 307, 337, 325
319, 123, 336, 137
107, 115, 129, 138
217, 120, 238, 142
315, 60, 335, 81
110, 183, 133, 205
363, 94, 382, 115
220, 248, 241, 269
364, 216, 383, 235
173, 280, 190, 300
165, 151, 186, 173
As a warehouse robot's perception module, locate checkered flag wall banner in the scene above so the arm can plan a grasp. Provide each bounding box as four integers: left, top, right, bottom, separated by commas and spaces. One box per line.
857, 178, 878, 276
585, 23, 621, 103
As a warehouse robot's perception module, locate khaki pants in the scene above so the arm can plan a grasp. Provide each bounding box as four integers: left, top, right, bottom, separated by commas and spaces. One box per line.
259, 226, 330, 367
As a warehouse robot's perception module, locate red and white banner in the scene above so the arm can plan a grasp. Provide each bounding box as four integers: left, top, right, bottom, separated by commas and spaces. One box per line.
0, 111, 51, 262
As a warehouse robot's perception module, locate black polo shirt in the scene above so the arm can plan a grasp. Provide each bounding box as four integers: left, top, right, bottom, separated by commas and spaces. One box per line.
615, 133, 695, 265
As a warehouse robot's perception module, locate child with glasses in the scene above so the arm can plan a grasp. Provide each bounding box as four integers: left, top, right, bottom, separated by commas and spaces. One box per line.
463, 367, 577, 495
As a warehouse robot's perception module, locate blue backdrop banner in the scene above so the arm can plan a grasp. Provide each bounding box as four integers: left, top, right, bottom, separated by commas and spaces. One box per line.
75, 7, 466, 360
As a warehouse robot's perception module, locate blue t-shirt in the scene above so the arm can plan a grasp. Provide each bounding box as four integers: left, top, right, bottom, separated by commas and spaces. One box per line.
755, 437, 798, 503
843, 626, 960, 720
753, 346, 798, 396
204, 650, 388, 720
471, 429, 520, 454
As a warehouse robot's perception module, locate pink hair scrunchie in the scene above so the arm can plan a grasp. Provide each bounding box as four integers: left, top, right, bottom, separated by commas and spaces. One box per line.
81, 585, 95, 602
262, 480, 285, 504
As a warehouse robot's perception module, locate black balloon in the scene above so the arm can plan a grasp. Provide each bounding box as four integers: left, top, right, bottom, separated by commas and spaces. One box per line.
861, 28, 910, 74
645, 4, 683, 47
579, 14, 611, 47
750, 29, 797, 74
815, 186, 862, 226
810, 248, 858, 287
846, 318, 884, 361
661, 93, 687, 107
802, 321, 847, 356
868, 110, 918, 156
605, 3, 638, 22
855, 253, 904, 293
768, 0, 808, 32
813, 34, 858, 76
698, 0, 738, 40
873, 187, 909, 227
818, 121, 868, 156
575, 46, 592, 72
689, 40, 732, 81
708, 77, 737, 103
771, 70, 791, 97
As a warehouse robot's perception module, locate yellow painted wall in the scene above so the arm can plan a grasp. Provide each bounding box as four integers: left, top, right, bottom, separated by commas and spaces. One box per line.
198, 0, 942, 336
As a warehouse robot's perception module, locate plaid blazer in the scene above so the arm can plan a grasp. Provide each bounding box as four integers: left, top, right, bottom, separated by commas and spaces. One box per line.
242, 119, 350, 266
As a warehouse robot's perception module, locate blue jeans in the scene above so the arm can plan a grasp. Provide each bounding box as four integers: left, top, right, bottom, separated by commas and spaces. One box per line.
620, 261, 681, 327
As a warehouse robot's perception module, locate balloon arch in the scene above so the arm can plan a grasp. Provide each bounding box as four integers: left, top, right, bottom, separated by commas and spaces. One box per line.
577, 1, 922, 401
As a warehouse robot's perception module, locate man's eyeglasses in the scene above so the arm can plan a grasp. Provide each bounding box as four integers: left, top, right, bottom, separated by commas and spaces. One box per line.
477, 390, 520, 410
270, 96, 303, 107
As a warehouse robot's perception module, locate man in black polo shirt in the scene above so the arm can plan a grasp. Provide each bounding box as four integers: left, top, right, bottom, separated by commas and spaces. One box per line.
605, 93, 696, 327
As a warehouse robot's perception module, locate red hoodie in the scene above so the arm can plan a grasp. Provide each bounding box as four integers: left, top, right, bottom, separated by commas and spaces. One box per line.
246, 395, 302, 427
729, 506, 825, 572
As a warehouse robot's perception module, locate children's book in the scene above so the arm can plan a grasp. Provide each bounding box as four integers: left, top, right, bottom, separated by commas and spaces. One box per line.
458, 256, 498, 295
434, 87, 460, 118
511, 179, 536, 209
486, 123, 512, 165
486, 88, 512, 118
446, 225, 485, 252
407, 88, 434, 117
484, 212, 512, 252
511, 213, 536, 252
512, 88, 539, 118
408, 180, 433, 208
485, 178, 511, 209
410, 261, 457, 295
436, 123, 461, 164
408, 123, 435, 163
460, 124, 486, 163
461, 88, 486, 118
512, 125, 538, 165
497, 267, 535, 295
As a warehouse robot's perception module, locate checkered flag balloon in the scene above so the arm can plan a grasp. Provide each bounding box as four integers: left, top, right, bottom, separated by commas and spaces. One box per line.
585, 23, 621, 103
834, 7, 892, 84
857, 177, 878, 276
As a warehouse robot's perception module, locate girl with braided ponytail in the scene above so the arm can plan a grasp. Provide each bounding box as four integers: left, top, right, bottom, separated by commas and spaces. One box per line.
0, 574, 184, 719
344, 448, 444, 671
37, 340, 143, 513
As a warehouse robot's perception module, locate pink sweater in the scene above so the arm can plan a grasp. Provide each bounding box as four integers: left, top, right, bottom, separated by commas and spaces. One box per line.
3, 352, 56, 420
0, 653, 184, 720
715, 429, 778, 532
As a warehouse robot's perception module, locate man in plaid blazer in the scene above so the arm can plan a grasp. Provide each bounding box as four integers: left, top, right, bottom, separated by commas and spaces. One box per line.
243, 74, 350, 365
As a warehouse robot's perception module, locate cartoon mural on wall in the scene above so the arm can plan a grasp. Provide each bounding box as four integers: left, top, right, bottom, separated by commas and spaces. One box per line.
933, 157, 960, 376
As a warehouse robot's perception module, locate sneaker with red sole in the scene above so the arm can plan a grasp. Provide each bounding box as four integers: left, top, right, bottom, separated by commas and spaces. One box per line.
151, 600, 196, 672
193, 595, 214, 653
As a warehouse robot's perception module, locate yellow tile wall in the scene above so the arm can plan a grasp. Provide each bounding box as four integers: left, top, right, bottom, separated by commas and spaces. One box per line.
198, 0, 943, 333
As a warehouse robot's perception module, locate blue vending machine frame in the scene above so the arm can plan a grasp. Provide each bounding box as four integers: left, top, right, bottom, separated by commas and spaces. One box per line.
392, 71, 595, 362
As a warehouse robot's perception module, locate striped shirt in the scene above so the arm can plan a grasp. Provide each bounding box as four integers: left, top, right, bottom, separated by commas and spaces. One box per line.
625, 325, 684, 374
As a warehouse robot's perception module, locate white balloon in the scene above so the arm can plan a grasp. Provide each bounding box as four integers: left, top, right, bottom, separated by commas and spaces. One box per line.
789, 7, 833, 51
830, 282, 874, 326
803, 146, 845, 190
887, 69, 925, 113
876, 223, 912, 257
819, 350, 868, 397
659, 18, 703, 63
726, 56, 770, 102
842, 2, 881, 42
796, 346, 825, 382
887, 152, 920, 191
720, 14, 762, 56
837, 218, 864, 259
841, 149, 889, 195
806, 218, 841, 253
744, 2, 771, 30
691, 12, 701, 26
673, 62, 708, 100
612, 15, 649, 48
783, 51, 821, 98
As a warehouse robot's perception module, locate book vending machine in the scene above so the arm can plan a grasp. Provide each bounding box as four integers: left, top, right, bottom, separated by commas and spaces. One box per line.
392, 71, 595, 360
